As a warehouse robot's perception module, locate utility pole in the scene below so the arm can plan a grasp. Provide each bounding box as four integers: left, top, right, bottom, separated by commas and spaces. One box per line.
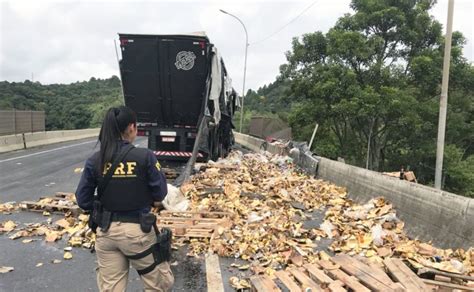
308, 122, 319, 151
220, 9, 249, 133
434, 0, 454, 189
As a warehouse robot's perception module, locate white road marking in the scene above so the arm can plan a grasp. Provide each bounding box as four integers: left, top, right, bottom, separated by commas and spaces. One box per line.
0, 140, 96, 164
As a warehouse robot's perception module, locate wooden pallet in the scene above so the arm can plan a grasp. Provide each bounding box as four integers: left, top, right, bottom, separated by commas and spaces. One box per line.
156, 211, 232, 238
19, 192, 81, 216
250, 254, 432, 292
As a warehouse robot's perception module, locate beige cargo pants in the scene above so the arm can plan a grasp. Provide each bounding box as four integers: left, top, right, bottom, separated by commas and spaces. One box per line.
95, 222, 174, 292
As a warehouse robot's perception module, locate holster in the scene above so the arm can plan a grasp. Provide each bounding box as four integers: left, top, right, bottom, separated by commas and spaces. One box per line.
88, 200, 112, 233
139, 213, 156, 233
124, 225, 173, 275
154, 227, 172, 263
88, 200, 101, 233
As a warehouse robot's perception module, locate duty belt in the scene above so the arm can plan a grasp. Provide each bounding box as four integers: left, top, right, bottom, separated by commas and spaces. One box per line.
110, 214, 140, 224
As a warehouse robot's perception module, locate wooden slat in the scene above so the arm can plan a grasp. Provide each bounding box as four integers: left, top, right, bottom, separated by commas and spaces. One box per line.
205, 253, 224, 292
304, 264, 334, 285
418, 267, 474, 282
156, 217, 226, 222
318, 260, 340, 270
332, 254, 402, 292
288, 268, 323, 291
384, 258, 430, 292
325, 268, 371, 292
363, 260, 397, 285
159, 210, 231, 216
328, 280, 347, 292
275, 270, 302, 292
422, 279, 474, 291
250, 275, 281, 292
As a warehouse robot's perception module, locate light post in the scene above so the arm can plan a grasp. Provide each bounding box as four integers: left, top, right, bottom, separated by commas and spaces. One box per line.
220, 9, 249, 133
434, 0, 454, 189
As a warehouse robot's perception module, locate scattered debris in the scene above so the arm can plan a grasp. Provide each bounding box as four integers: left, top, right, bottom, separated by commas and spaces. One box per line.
0, 266, 14, 273
63, 252, 73, 260
0, 202, 19, 214
20, 192, 81, 216
0, 220, 17, 233
229, 276, 251, 290
177, 151, 473, 283
383, 170, 417, 183
51, 259, 62, 264
1, 150, 473, 291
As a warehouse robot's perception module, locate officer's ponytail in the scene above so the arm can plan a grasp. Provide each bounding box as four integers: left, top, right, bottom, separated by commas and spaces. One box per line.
98, 106, 137, 174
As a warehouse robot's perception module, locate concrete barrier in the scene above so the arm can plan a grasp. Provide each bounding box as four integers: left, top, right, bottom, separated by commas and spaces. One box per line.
234, 131, 474, 249
0, 128, 100, 153
0, 134, 25, 153
24, 129, 100, 148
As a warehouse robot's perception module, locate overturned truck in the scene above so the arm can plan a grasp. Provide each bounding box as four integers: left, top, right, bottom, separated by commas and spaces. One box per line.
118, 32, 239, 161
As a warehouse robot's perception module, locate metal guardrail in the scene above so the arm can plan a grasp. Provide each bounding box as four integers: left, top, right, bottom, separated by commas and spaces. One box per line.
0, 110, 45, 135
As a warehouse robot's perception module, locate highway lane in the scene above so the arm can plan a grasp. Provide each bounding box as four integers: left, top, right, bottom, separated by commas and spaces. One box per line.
0, 137, 206, 292
0, 137, 148, 203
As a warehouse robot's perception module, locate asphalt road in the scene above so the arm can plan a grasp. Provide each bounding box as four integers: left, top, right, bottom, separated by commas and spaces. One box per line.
0, 137, 207, 292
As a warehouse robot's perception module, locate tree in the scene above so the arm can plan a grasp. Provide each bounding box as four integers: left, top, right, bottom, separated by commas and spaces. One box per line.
281, 0, 473, 195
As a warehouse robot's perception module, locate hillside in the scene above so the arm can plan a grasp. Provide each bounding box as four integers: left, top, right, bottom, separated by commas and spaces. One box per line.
0, 76, 123, 130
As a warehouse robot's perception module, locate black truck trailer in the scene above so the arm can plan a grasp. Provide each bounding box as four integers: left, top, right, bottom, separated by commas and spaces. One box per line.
118, 33, 239, 161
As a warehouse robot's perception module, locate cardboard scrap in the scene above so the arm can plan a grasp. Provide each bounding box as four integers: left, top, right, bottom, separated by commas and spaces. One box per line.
178, 151, 473, 279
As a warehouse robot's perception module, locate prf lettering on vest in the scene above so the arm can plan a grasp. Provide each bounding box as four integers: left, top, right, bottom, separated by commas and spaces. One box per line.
103, 162, 138, 177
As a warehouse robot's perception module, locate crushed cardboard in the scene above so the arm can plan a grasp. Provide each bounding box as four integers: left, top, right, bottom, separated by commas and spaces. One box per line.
0, 194, 95, 249
178, 150, 473, 279
0, 151, 472, 288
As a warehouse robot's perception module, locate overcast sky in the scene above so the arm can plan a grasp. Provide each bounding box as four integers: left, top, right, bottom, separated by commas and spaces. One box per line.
0, 0, 472, 92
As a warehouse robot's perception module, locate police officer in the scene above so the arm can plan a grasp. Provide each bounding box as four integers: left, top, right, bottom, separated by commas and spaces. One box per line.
75, 106, 174, 292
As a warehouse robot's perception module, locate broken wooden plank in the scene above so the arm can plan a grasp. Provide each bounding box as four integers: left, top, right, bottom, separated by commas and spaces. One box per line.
288, 268, 323, 291
333, 254, 403, 292
384, 258, 430, 292
422, 279, 474, 291
417, 267, 474, 282
250, 275, 281, 292
328, 280, 347, 292
156, 217, 227, 223
304, 263, 334, 286
325, 268, 371, 292
275, 270, 302, 292
205, 253, 224, 292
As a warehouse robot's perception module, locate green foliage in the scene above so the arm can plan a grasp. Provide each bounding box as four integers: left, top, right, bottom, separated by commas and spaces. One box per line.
0, 76, 123, 130
234, 79, 292, 135
263, 0, 473, 196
